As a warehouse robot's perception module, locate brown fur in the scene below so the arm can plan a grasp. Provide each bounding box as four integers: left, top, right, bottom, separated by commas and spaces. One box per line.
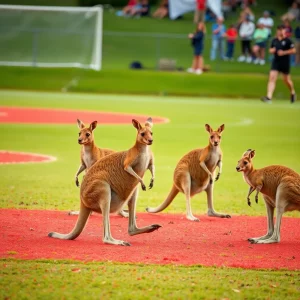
71, 119, 127, 217
147, 124, 231, 221
236, 149, 300, 243
48, 118, 161, 246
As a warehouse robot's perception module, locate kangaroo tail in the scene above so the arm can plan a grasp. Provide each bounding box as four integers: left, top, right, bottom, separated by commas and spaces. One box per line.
146, 185, 179, 213
48, 202, 91, 240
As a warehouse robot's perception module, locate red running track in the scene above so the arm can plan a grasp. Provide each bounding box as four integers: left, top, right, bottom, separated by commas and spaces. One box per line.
0, 107, 168, 125
0, 151, 56, 164
1, 209, 299, 270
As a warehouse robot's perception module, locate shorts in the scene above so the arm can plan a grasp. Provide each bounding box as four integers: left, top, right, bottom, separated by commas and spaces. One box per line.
271, 60, 290, 74
255, 41, 266, 48
194, 47, 203, 56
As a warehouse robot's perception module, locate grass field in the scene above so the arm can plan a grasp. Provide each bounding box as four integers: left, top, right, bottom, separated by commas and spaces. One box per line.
1, 89, 300, 299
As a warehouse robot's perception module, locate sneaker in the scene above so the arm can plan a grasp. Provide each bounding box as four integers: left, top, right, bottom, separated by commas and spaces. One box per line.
291, 93, 296, 103
187, 68, 194, 73
238, 55, 245, 62
259, 59, 265, 65
246, 56, 252, 63
194, 69, 203, 75
254, 58, 260, 64
260, 96, 272, 104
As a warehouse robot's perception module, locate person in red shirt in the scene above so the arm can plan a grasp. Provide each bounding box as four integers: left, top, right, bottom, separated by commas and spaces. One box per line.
194, 0, 206, 23
123, 0, 137, 15
225, 24, 238, 60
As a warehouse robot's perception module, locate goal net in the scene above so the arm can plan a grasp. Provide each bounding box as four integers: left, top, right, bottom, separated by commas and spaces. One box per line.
0, 5, 103, 70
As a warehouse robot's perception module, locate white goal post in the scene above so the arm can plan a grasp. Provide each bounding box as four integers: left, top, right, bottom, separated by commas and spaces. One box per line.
0, 5, 103, 70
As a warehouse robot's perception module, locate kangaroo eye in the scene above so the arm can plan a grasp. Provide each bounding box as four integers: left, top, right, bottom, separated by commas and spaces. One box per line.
86, 133, 90, 137
141, 132, 145, 137
78, 133, 80, 136
244, 161, 248, 165
219, 136, 222, 139
151, 132, 153, 136
210, 135, 213, 139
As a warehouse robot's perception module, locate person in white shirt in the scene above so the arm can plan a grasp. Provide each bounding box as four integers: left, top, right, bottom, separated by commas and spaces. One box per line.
238, 15, 255, 63
258, 11, 274, 37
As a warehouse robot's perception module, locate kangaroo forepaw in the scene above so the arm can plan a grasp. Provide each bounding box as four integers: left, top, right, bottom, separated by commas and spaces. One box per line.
141, 182, 146, 191
255, 196, 258, 204
209, 178, 213, 185
149, 179, 154, 189
215, 173, 220, 182
75, 177, 80, 187
247, 198, 251, 207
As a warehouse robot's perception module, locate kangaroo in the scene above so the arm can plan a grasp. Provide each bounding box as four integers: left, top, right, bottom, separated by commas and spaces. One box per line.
48, 118, 161, 246
70, 119, 128, 218
147, 124, 231, 222
236, 149, 300, 244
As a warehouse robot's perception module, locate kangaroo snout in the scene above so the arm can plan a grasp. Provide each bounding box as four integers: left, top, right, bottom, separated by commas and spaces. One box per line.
214, 142, 219, 146
78, 139, 83, 144
148, 139, 153, 145
236, 166, 241, 171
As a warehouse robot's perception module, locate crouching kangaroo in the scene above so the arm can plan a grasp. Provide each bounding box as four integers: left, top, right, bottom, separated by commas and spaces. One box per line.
147, 124, 231, 222
236, 149, 300, 244
70, 119, 128, 218
49, 118, 161, 246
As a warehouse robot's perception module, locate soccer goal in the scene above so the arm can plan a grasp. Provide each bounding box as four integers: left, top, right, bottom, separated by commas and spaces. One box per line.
0, 5, 103, 70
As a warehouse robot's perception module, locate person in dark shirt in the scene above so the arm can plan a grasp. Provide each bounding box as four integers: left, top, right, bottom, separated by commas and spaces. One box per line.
261, 25, 296, 104
187, 22, 206, 75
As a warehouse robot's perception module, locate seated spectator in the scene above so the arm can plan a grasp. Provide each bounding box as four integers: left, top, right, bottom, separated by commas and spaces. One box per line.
225, 24, 238, 60
281, 1, 299, 22
152, 0, 169, 19
252, 22, 269, 65
130, 0, 150, 17
284, 19, 293, 38
238, 15, 255, 63
122, 0, 137, 15
257, 11, 274, 38
210, 18, 226, 61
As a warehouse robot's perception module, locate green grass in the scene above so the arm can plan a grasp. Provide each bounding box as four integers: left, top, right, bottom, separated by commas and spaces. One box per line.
1, 259, 300, 299
1, 67, 300, 98
1, 90, 300, 218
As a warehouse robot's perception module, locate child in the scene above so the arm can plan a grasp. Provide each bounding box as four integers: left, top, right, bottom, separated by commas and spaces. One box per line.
187, 22, 206, 75
225, 24, 238, 60
252, 22, 269, 65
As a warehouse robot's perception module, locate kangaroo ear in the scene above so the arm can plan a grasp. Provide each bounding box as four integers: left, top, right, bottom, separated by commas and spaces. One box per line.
145, 117, 153, 128
77, 119, 85, 129
132, 119, 142, 130
249, 150, 256, 159
218, 124, 225, 133
89, 121, 97, 131
205, 124, 212, 133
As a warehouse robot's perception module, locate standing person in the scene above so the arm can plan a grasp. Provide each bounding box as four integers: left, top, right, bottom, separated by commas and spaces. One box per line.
257, 11, 274, 38
295, 25, 300, 65
210, 18, 226, 61
252, 22, 269, 65
194, 0, 206, 23
225, 24, 238, 60
261, 25, 296, 104
187, 22, 206, 75
237, 15, 255, 63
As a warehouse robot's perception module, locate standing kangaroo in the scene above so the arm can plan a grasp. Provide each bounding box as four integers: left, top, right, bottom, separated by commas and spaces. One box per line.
147, 124, 231, 221
70, 119, 127, 218
236, 149, 300, 244
48, 118, 161, 246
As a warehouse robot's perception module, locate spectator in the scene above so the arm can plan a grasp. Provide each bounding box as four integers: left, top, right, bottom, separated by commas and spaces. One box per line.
295, 25, 300, 65
225, 24, 238, 60
210, 17, 226, 61
238, 6, 255, 26
238, 15, 255, 63
130, 0, 150, 17
281, 1, 300, 22
257, 11, 274, 38
152, 0, 169, 19
252, 22, 269, 65
187, 22, 206, 75
122, 0, 137, 15
284, 19, 293, 38
194, 0, 206, 23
